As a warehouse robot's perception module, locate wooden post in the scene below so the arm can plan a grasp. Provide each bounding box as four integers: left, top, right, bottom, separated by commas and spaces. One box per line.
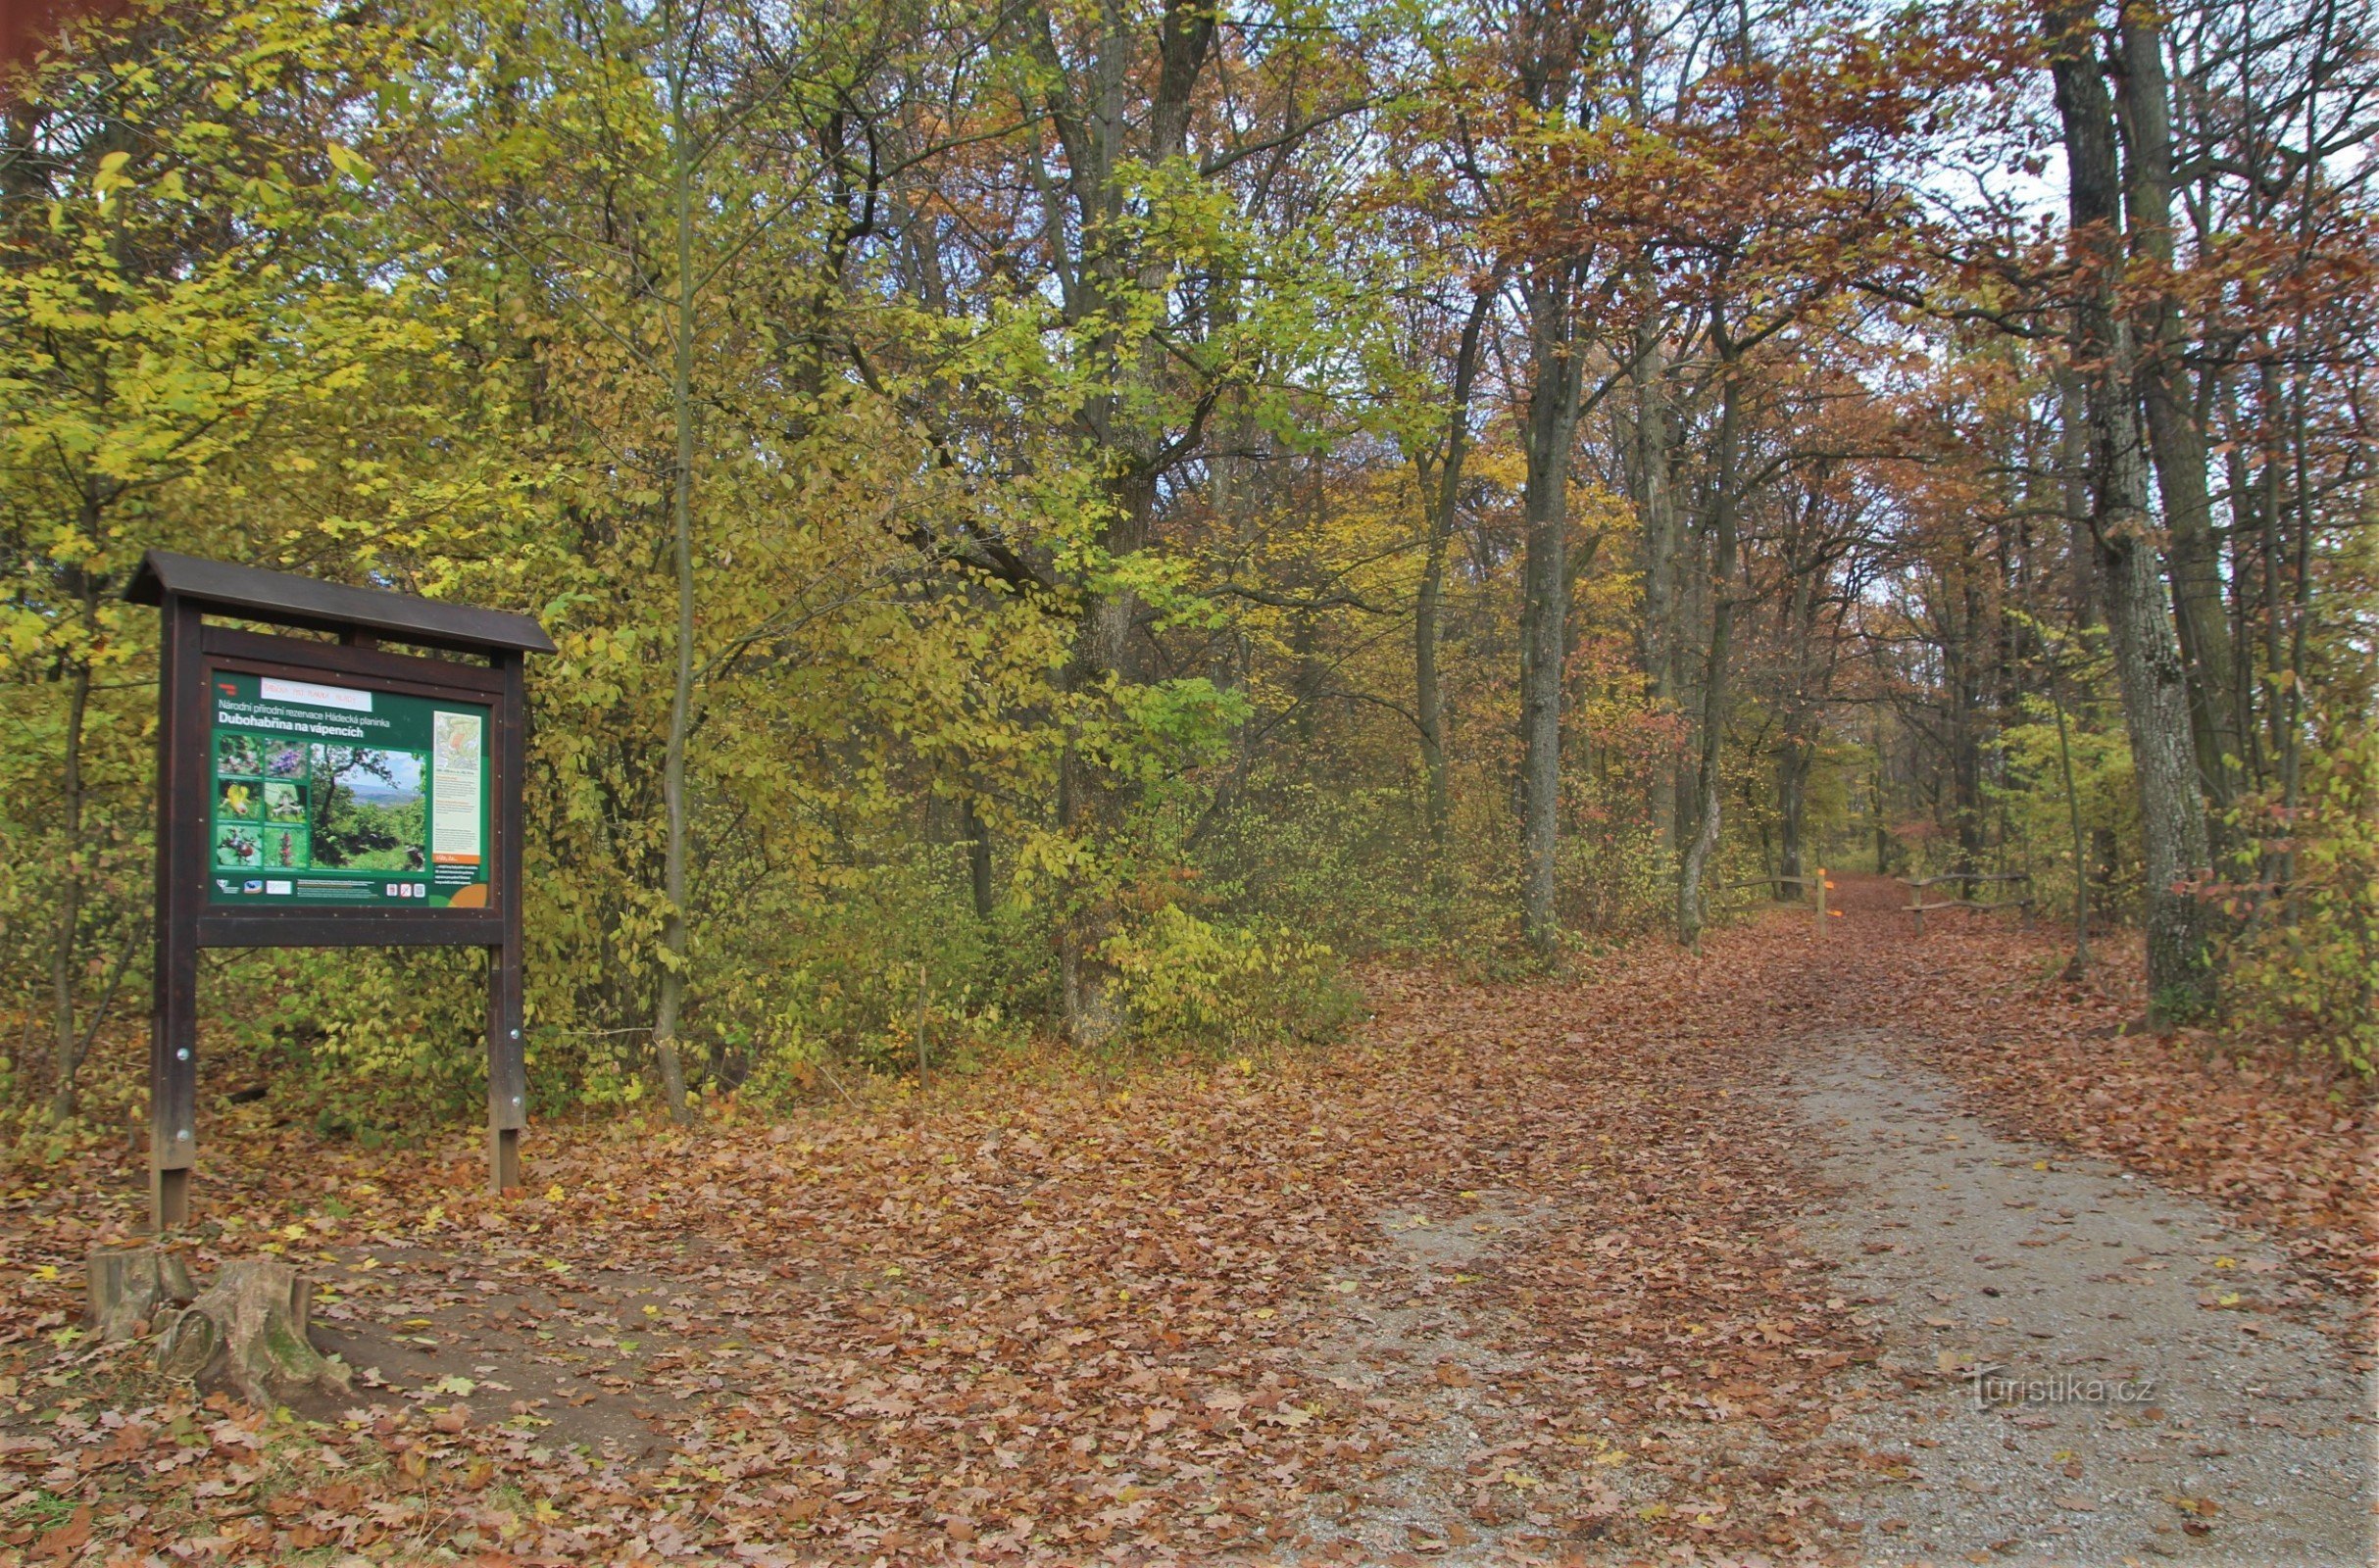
1812, 867, 1826, 933
487, 648, 527, 1193
149, 595, 203, 1231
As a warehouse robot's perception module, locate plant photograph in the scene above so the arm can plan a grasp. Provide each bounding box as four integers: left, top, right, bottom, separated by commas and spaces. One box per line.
211, 825, 259, 870
213, 733, 261, 778
259, 825, 305, 871
213, 778, 257, 820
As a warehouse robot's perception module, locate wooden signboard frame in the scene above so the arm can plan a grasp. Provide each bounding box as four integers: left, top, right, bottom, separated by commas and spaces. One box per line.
127, 552, 555, 1231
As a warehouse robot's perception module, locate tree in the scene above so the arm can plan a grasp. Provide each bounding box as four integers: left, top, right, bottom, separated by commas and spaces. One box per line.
2044, 0, 2213, 1015
0, 0, 413, 1118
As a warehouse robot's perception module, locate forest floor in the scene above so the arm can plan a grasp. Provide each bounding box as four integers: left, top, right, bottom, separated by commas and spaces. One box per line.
2, 874, 2373, 1566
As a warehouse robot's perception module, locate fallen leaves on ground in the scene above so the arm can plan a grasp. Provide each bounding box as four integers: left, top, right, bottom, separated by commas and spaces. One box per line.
0, 877, 2364, 1562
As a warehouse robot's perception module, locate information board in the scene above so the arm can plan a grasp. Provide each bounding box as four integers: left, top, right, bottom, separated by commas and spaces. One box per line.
205, 670, 492, 909
133, 548, 550, 1225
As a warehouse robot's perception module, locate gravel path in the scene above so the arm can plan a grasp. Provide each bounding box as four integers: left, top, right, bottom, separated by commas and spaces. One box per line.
1298, 1200, 1545, 1559
1794, 1042, 2376, 1567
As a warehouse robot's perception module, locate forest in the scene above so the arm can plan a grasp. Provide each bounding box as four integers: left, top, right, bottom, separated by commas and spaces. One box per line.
9, 0, 2369, 1132
0, 0, 2371, 1126
0, 2, 2374, 1562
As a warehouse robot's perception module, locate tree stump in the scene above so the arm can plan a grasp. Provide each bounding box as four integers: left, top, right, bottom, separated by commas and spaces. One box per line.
86, 1247, 195, 1343
156, 1259, 351, 1406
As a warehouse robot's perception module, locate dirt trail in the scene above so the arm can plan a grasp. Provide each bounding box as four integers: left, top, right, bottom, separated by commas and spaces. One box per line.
1293, 886, 2374, 1566
1792, 1043, 2374, 1567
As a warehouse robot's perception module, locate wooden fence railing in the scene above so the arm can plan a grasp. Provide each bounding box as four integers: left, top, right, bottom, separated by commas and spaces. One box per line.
1712, 870, 1842, 933
1899, 871, 2034, 935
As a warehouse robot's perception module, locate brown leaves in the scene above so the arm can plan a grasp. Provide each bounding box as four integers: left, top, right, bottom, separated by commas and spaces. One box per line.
1, 882, 2361, 1561
33, 1505, 90, 1559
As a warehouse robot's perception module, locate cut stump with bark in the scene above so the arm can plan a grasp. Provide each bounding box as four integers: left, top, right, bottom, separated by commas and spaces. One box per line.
156, 1259, 351, 1406
86, 1247, 196, 1343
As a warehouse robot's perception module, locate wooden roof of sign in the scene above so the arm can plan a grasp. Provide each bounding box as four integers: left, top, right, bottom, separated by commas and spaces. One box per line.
126, 551, 556, 657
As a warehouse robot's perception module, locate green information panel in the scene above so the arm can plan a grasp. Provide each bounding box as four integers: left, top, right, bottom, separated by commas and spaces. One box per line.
206, 671, 492, 908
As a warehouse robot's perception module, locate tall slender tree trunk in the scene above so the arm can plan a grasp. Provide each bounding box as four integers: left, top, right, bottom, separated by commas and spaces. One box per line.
962, 798, 996, 919
1949, 573, 1986, 884
1774, 527, 1819, 888
2048, 372, 2098, 975
2047, 2, 2213, 1016
651, 35, 697, 1121
1623, 309, 1684, 854
1676, 349, 1743, 946
48, 644, 90, 1122
1415, 286, 1496, 858
2217, 369, 2267, 786
2049, 664, 2092, 976
1776, 740, 1809, 886
2114, 15, 2237, 809
1413, 485, 1451, 843
1027, 0, 1217, 1044
1871, 721, 1890, 873
1517, 265, 1583, 954
1056, 469, 1153, 1045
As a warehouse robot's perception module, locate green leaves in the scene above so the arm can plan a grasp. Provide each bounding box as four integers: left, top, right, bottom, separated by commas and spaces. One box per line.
323, 142, 374, 184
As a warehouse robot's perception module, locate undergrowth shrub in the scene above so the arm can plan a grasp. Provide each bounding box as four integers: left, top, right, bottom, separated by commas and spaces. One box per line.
1101, 905, 1361, 1053
1991, 691, 2144, 921
241, 947, 494, 1137
1193, 775, 1464, 954
2218, 728, 2379, 1077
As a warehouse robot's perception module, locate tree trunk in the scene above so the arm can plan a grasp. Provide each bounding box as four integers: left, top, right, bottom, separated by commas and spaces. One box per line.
962, 798, 995, 919
1949, 573, 1986, 886
1413, 483, 1450, 845
2114, 15, 2238, 810
48, 651, 90, 1123
2218, 369, 2267, 787
1871, 722, 1890, 873
1057, 470, 1154, 1047
1623, 309, 1685, 854
1415, 285, 1496, 858
2047, 2, 2213, 1016
1777, 739, 1809, 886
1517, 264, 1584, 954
651, 26, 698, 1121
1028, 0, 1216, 1044
1676, 352, 1744, 946
2049, 666, 2092, 976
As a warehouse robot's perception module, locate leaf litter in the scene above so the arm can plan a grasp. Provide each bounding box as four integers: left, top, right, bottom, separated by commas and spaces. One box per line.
0, 873, 2366, 1564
